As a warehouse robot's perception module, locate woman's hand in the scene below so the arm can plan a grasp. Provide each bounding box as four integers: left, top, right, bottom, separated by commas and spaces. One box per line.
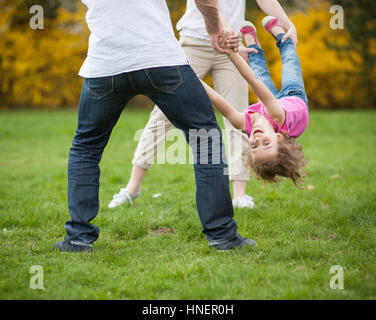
281, 21, 298, 46
254, 0, 298, 46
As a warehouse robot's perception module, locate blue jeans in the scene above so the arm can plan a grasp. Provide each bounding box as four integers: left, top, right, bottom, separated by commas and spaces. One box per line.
64, 64, 237, 244
248, 33, 308, 107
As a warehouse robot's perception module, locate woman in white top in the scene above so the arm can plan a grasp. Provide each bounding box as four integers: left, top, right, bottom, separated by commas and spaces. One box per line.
108, 0, 298, 210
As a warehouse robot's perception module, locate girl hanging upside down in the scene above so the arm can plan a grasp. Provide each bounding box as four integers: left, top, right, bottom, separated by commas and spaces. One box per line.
202, 16, 309, 187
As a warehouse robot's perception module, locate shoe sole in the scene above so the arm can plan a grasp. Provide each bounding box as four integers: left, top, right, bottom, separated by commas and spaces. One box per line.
240, 20, 260, 47
261, 16, 276, 28
54, 241, 93, 253
262, 16, 284, 38
210, 239, 257, 251
241, 20, 257, 31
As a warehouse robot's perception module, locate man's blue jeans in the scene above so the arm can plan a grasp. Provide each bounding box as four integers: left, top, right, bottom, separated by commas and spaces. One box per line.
248, 33, 309, 107
65, 64, 237, 245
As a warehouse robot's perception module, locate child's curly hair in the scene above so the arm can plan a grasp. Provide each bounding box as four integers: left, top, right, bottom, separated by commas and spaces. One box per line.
247, 132, 308, 187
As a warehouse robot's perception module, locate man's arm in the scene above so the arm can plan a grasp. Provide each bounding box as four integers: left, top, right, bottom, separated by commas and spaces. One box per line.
201, 81, 246, 132
256, 0, 298, 46
194, 0, 239, 53
194, 0, 221, 35
227, 52, 285, 126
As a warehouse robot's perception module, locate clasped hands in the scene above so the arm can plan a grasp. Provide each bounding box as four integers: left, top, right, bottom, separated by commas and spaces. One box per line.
212, 28, 259, 62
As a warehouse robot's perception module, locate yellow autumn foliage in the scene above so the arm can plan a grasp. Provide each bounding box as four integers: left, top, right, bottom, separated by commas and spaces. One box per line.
0, 1, 374, 109
0, 5, 88, 108
247, 2, 365, 109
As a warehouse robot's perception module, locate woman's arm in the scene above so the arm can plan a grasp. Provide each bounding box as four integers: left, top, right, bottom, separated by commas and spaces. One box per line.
255, 0, 298, 45
201, 80, 246, 132
226, 52, 285, 126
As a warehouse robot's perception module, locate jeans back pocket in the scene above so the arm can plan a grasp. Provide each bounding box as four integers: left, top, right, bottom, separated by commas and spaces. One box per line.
87, 76, 114, 99
145, 66, 182, 93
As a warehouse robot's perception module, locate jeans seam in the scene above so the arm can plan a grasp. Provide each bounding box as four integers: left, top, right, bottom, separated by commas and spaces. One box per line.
70, 241, 93, 247
127, 73, 137, 94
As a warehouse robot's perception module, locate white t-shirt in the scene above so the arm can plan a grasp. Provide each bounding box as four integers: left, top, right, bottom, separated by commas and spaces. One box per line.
79, 0, 188, 78
177, 0, 246, 41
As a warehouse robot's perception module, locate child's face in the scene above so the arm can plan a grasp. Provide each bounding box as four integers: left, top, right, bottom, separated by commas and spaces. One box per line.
249, 116, 283, 162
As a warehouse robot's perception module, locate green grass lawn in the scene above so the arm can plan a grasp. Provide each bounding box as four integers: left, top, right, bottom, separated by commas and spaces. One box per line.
0, 108, 375, 299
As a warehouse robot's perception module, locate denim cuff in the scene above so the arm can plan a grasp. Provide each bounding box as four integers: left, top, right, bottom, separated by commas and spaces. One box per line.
207, 233, 238, 246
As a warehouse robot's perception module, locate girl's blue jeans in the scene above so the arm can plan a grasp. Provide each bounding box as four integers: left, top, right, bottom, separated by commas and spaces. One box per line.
248, 33, 309, 107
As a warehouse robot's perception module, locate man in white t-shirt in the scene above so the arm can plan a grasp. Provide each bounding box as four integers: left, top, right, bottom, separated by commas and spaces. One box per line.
54, 0, 257, 252
108, 0, 298, 209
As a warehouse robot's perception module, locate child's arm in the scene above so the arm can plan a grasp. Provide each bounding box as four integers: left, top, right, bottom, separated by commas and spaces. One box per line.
227, 52, 285, 126
201, 80, 246, 132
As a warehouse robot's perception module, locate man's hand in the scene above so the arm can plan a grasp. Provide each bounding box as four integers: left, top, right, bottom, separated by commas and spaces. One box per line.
194, 0, 239, 54
210, 31, 237, 54
209, 22, 240, 53
215, 28, 240, 53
